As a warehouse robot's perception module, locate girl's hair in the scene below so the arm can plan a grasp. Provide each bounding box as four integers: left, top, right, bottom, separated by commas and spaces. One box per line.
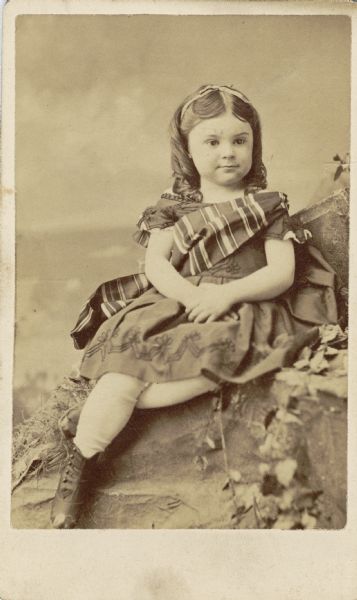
169, 84, 267, 201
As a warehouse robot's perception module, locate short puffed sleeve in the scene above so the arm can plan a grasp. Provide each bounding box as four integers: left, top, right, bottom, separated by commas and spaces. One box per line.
133, 195, 181, 247
262, 193, 312, 244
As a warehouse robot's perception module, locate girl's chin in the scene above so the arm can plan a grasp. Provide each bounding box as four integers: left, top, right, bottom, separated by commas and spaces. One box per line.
214, 175, 245, 188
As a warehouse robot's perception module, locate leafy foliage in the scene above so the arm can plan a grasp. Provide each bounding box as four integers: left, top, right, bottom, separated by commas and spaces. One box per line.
211, 327, 347, 529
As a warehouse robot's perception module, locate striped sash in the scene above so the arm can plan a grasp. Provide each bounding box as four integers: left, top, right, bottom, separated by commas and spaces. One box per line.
71, 192, 292, 349
171, 193, 276, 276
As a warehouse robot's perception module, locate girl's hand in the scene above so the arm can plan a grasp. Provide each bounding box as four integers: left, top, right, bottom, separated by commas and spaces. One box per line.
222, 309, 240, 322
184, 283, 235, 323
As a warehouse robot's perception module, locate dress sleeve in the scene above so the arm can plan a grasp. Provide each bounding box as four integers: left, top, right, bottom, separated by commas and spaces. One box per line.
262, 195, 312, 244
263, 211, 294, 240
133, 196, 180, 248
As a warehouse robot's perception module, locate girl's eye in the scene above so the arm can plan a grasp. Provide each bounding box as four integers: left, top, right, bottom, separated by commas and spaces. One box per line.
234, 138, 246, 145
206, 140, 219, 146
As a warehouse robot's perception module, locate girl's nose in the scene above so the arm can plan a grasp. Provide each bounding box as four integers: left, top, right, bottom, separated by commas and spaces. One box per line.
220, 143, 235, 158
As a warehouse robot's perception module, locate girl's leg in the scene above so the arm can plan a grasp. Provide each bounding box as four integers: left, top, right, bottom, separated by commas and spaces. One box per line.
74, 373, 147, 458
137, 375, 218, 409
51, 372, 146, 528
59, 375, 219, 438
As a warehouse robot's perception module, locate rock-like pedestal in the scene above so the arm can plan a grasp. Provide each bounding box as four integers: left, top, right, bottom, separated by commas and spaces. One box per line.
12, 367, 347, 529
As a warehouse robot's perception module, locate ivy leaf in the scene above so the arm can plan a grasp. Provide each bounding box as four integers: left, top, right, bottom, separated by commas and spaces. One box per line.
274, 369, 308, 395
275, 458, 298, 487
276, 409, 303, 425
293, 359, 310, 371
298, 346, 313, 361
277, 489, 295, 511
301, 510, 317, 529
324, 346, 339, 357
319, 324, 345, 345
229, 469, 242, 483
257, 496, 279, 522
308, 376, 347, 399
273, 514, 298, 529
223, 469, 243, 490
236, 483, 261, 510
293, 489, 323, 511
309, 350, 329, 374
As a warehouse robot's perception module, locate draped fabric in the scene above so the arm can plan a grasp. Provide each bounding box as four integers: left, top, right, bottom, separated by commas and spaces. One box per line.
170, 192, 309, 276
71, 191, 315, 350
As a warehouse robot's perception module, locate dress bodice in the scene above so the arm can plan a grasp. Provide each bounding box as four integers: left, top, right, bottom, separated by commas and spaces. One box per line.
198, 236, 267, 280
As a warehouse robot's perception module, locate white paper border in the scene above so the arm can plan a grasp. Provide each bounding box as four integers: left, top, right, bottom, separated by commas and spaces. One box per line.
1, 2, 356, 599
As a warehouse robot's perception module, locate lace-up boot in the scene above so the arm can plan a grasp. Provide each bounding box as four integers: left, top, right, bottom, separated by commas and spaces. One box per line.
51, 441, 89, 529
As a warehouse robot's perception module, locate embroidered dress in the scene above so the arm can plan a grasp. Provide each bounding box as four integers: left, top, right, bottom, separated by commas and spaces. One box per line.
73, 191, 338, 385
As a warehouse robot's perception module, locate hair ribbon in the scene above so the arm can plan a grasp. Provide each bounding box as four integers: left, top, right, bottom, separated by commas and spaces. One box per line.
180, 85, 251, 120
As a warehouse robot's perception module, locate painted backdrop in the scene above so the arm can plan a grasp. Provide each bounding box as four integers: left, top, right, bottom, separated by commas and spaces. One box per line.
14, 15, 350, 407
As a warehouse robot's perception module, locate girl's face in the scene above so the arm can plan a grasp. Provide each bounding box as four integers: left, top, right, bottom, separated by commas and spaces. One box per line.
187, 112, 253, 191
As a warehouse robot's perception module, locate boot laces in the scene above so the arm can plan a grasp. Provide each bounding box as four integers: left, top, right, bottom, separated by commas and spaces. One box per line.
59, 448, 86, 498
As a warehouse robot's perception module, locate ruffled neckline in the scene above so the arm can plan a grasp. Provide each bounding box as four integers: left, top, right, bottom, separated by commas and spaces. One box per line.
161, 189, 286, 210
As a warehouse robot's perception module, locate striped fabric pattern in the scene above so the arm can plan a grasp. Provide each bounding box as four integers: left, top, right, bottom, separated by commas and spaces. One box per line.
171, 192, 285, 276
71, 273, 151, 349
70, 191, 292, 349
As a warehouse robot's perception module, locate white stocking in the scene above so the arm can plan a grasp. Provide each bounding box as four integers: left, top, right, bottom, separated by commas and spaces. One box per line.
74, 373, 146, 458
136, 375, 218, 409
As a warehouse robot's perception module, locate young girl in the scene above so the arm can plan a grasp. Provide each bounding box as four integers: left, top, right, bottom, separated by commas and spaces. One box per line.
51, 84, 338, 528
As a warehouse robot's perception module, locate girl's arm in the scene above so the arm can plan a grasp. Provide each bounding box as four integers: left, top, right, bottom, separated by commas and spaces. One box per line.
144, 229, 198, 305
225, 238, 295, 303
186, 238, 295, 322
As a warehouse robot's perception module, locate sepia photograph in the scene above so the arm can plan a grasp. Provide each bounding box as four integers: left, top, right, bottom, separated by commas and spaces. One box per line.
1, 2, 357, 599
9, 11, 351, 531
